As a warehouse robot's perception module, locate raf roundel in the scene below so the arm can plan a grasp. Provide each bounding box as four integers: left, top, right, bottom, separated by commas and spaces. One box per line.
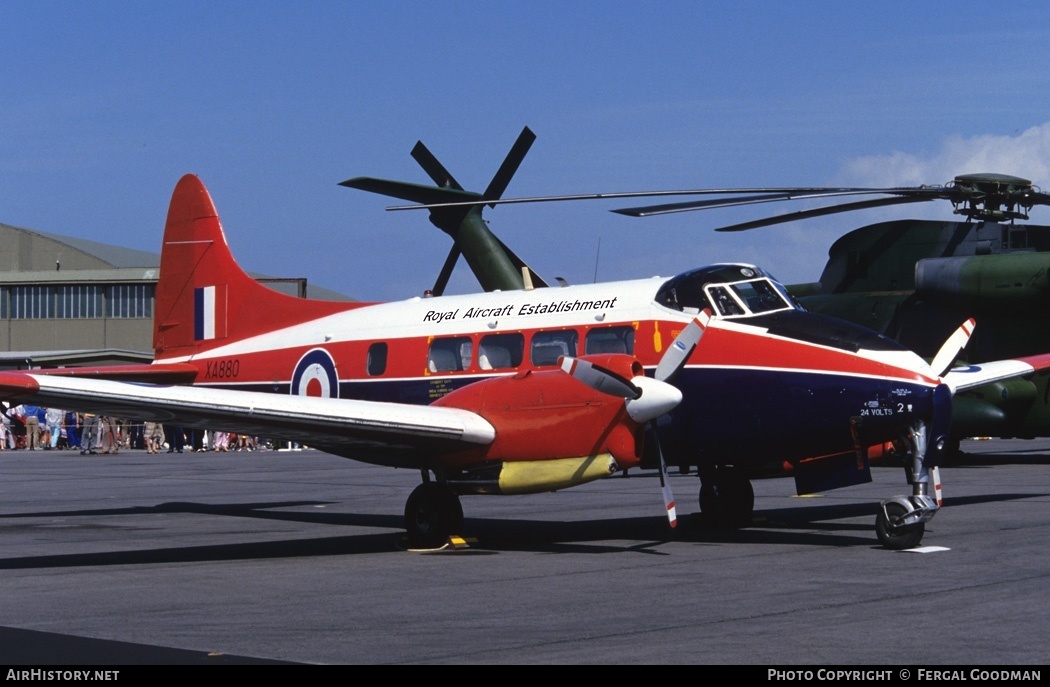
291, 348, 339, 398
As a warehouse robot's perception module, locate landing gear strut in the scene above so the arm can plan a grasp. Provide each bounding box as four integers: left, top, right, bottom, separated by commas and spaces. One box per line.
875, 420, 941, 550
404, 481, 463, 548
698, 465, 754, 528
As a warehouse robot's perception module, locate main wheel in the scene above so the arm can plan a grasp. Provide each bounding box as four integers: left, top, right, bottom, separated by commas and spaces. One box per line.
698, 466, 754, 529
876, 501, 925, 550
404, 483, 463, 548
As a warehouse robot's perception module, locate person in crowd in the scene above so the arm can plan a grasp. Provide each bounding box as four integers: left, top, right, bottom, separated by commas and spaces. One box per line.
46, 407, 64, 449
0, 402, 12, 450
23, 404, 41, 450
80, 413, 100, 455
65, 411, 80, 450
143, 421, 165, 454
164, 424, 185, 453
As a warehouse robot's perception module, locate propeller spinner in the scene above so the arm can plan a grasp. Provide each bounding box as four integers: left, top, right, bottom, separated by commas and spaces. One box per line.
559, 314, 709, 527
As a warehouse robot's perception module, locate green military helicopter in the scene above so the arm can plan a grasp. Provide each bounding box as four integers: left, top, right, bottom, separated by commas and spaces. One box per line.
343, 131, 1050, 450
613, 172, 1050, 445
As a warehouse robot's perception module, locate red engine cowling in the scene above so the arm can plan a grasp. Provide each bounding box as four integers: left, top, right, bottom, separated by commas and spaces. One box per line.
433, 364, 645, 470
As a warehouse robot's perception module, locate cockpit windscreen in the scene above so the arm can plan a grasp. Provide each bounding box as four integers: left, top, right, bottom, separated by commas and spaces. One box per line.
656, 265, 798, 319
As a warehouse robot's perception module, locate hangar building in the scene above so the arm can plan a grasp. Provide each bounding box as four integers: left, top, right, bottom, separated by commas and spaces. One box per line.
0, 221, 351, 369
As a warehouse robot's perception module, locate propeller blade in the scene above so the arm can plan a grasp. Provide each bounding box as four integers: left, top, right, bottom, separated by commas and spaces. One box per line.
410, 140, 464, 190
654, 429, 677, 529
483, 126, 536, 205
655, 312, 710, 383
930, 318, 976, 378
560, 357, 640, 399
559, 357, 683, 423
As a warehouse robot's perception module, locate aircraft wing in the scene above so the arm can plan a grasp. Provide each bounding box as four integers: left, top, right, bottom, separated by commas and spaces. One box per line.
943, 352, 1050, 393
27, 363, 199, 384
0, 372, 494, 464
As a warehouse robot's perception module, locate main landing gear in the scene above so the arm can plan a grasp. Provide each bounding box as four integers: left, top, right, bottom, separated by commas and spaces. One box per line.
404, 480, 464, 549
875, 421, 941, 550
698, 465, 754, 529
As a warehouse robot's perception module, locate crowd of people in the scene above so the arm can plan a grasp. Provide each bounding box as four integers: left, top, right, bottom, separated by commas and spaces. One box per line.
0, 402, 274, 453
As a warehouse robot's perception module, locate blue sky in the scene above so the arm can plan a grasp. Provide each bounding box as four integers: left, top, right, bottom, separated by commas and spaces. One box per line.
4, 2, 1050, 301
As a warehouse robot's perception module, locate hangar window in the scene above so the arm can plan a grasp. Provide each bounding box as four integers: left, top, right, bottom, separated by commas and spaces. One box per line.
106, 284, 154, 318
56, 285, 104, 319
9, 286, 54, 319
367, 342, 388, 376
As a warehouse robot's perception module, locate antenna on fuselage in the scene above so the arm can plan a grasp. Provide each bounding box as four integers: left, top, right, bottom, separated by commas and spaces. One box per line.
593, 236, 602, 283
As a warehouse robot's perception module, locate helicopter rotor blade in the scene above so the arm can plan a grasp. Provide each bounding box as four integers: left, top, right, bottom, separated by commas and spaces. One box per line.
610, 189, 931, 217
483, 126, 537, 206
410, 140, 464, 190
711, 195, 937, 232
431, 244, 462, 297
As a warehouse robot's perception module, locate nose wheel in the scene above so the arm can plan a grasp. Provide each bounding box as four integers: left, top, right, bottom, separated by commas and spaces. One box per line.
875, 418, 944, 550
698, 466, 754, 528
875, 500, 926, 550
404, 482, 464, 548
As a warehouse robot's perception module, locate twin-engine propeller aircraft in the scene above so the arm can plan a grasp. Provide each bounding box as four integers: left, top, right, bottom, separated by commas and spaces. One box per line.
1, 174, 1048, 550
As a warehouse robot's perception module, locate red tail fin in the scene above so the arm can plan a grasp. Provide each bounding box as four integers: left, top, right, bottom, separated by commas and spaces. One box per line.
153, 175, 361, 360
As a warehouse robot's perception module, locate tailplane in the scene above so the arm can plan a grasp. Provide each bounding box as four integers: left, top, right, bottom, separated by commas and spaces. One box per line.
153, 174, 363, 360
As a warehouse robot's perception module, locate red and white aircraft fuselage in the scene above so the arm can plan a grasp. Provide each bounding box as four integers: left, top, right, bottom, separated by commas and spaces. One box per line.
4, 175, 1047, 548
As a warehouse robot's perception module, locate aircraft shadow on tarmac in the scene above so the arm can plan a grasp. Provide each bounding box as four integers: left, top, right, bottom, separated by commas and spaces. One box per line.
0, 488, 1043, 568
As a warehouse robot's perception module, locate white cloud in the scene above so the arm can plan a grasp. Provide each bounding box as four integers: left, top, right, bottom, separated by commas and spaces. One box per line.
836, 123, 1050, 188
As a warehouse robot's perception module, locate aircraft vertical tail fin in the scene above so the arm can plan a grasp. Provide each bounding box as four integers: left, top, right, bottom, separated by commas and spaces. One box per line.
153, 174, 363, 360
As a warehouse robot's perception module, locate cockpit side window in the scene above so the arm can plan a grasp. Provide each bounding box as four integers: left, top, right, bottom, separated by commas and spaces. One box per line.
706, 285, 745, 316
731, 279, 789, 314
704, 279, 794, 318
655, 266, 797, 319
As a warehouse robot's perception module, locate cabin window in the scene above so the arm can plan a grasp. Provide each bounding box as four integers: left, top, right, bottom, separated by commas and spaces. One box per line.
428, 337, 472, 373
367, 342, 388, 376
585, 326, 635, 355
531, 330, 578, 366
478, 333, 524, 370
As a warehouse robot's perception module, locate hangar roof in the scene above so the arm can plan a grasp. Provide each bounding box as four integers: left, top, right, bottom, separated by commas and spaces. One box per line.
0, 222, 352, 301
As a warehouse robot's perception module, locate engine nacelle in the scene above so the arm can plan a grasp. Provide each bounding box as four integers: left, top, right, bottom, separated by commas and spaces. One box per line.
916, 253, 1050, 307
433, 364, 647, 494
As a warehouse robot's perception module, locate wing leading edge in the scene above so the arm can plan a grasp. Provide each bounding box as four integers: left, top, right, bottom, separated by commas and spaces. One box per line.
942, 352, 1050, 393
0, 373, 495, 467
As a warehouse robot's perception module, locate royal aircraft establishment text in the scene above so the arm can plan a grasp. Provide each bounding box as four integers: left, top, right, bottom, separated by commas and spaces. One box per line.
423, 298, 619, 324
